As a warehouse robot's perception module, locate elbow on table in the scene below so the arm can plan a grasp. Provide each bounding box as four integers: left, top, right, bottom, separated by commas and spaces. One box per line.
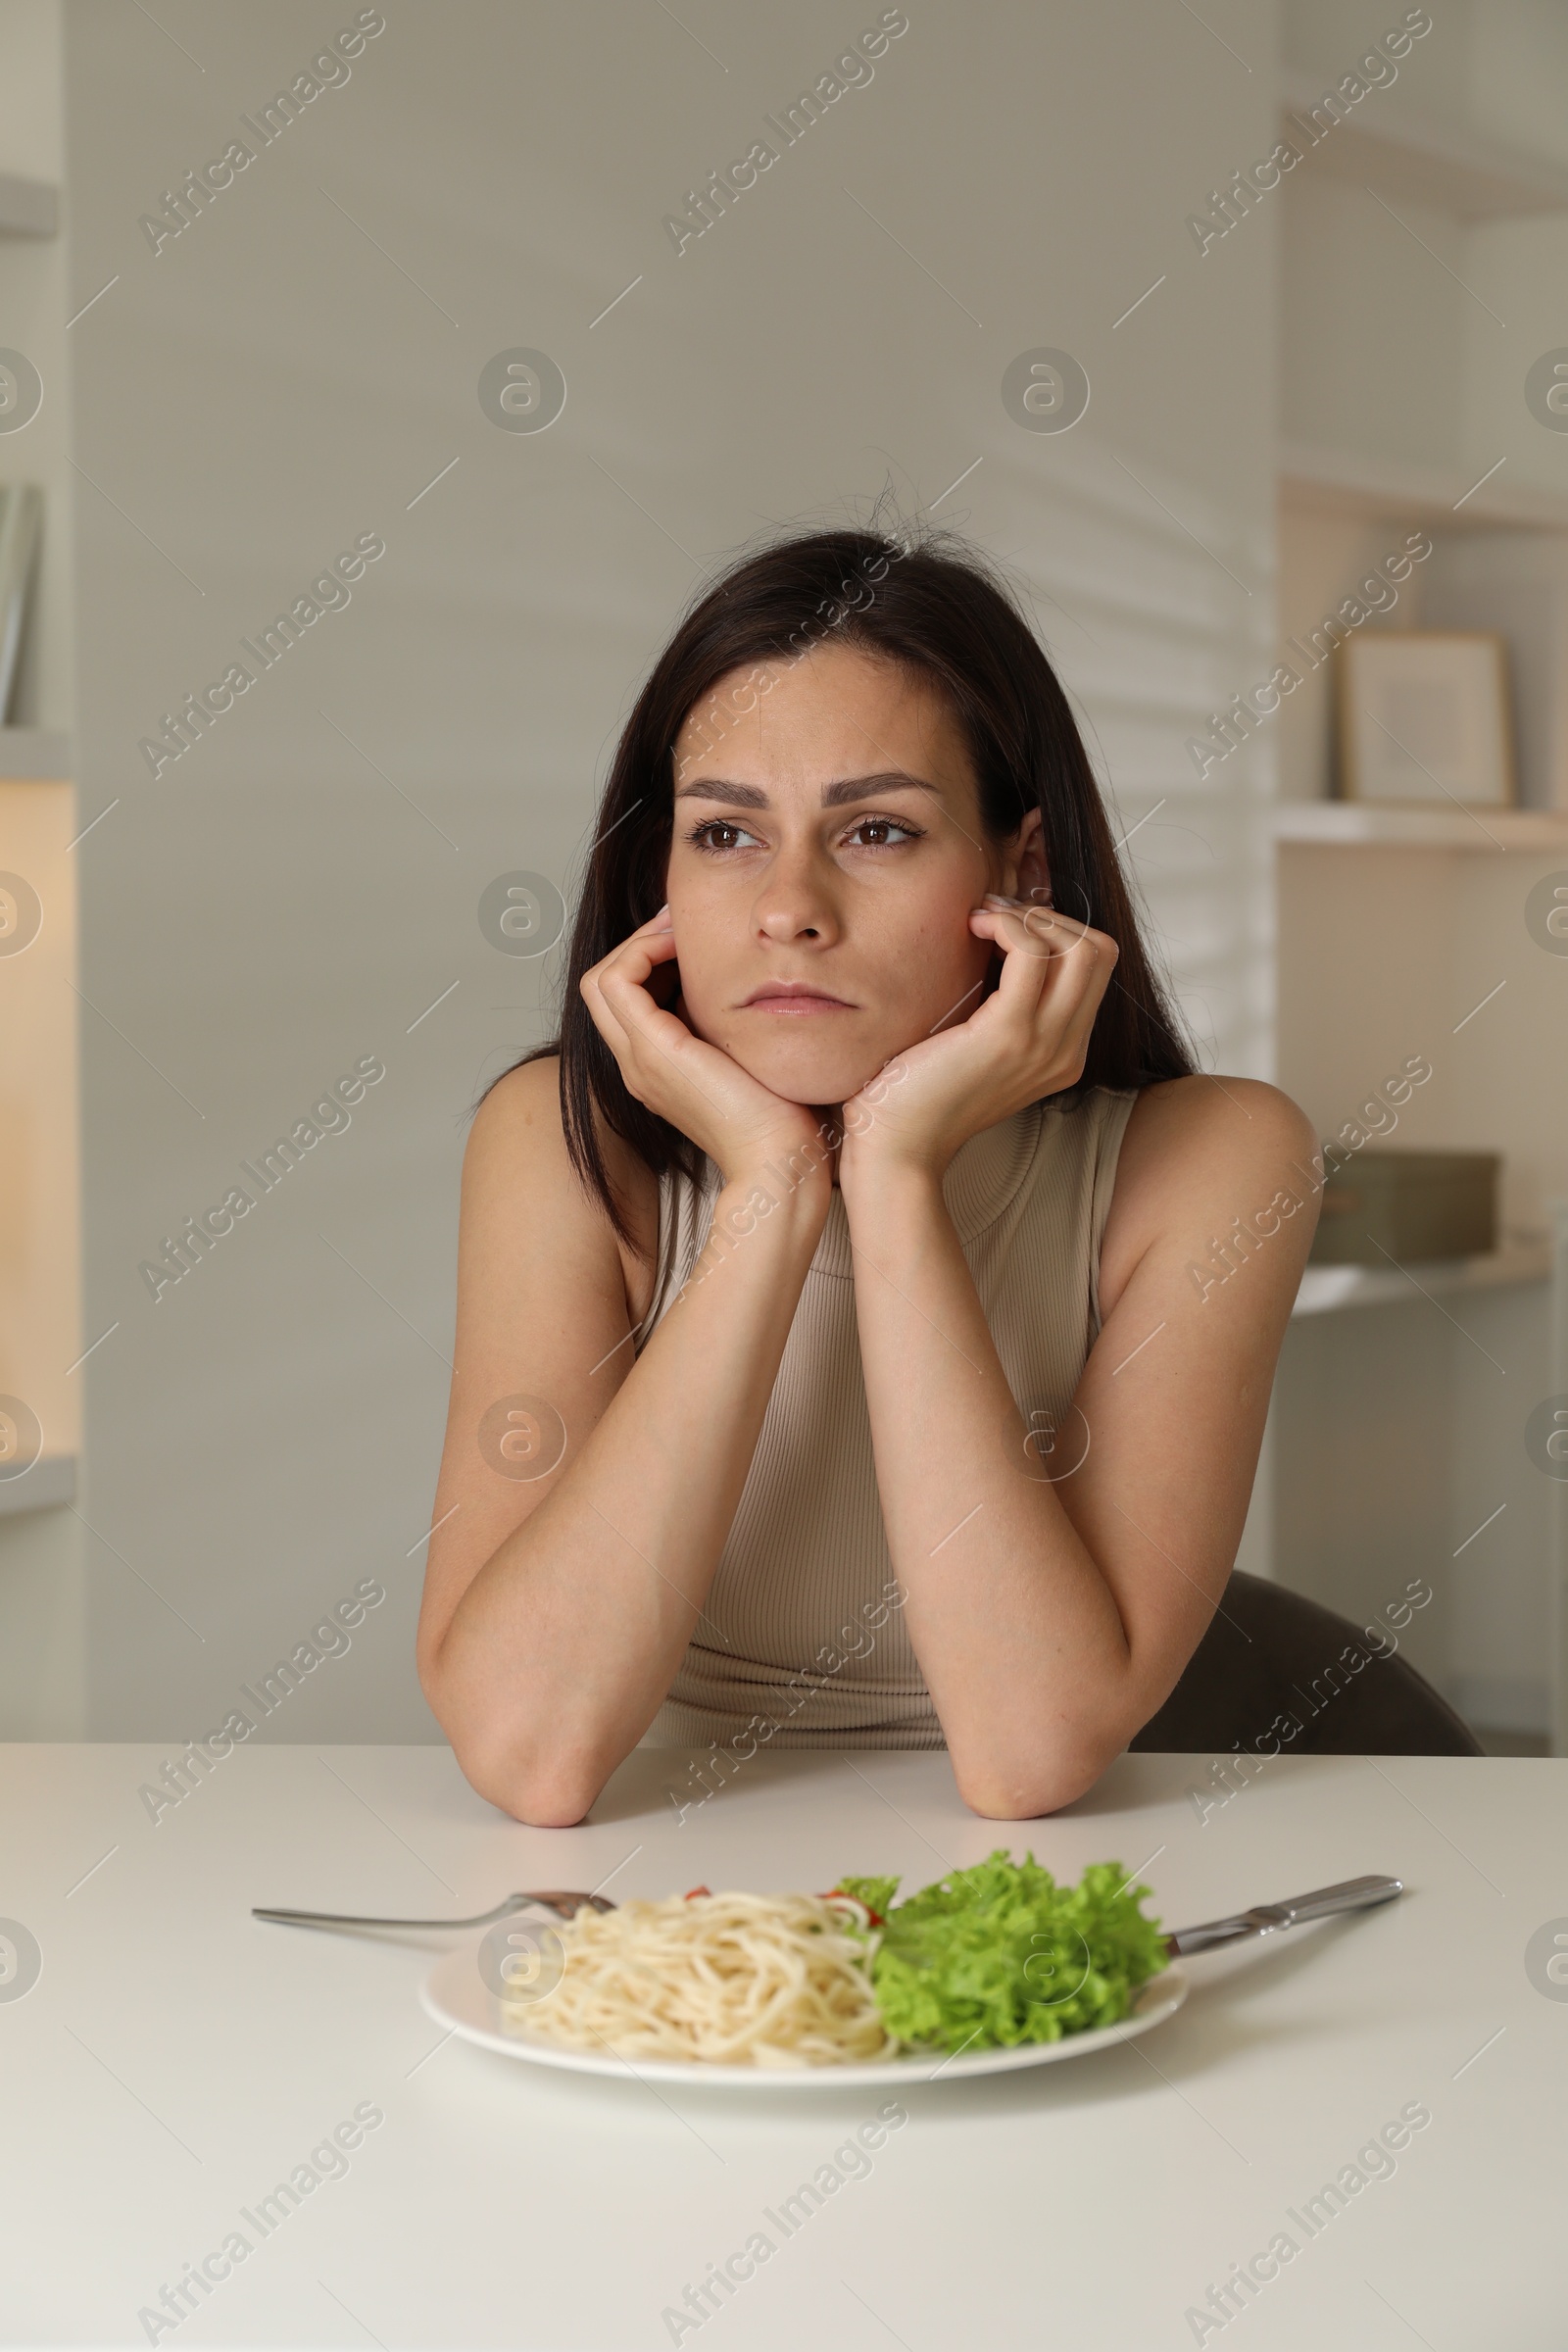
427, 1703, 607, 1829
953, 1733, 1124, 1822
456, 1733, 606, 1829
418, 1646, 609, 1827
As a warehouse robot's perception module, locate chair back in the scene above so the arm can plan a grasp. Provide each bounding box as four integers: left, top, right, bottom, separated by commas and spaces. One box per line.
1129, 1572, 1484, 1757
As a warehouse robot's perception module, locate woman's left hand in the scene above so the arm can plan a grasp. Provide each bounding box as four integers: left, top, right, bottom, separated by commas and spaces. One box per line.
838, 897, 1119, 1191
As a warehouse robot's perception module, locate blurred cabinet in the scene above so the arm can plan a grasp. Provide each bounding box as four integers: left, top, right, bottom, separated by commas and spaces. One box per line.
0, 746, 78, 1507
1270, 25, 1568, 1748
0, 1, 84, 1733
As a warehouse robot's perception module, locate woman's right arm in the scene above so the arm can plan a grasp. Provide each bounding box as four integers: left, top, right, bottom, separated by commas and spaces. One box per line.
417, 928, 833, 1824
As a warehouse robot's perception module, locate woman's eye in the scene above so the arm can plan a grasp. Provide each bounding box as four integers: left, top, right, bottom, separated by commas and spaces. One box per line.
687, 820, 759, 854
845, 814, 919, 850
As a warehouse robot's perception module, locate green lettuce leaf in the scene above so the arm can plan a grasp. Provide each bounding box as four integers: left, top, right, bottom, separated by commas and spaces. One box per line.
837, 1849, 1169, 2051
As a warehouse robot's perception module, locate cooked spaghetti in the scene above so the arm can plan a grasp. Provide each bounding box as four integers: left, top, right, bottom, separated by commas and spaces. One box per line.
500, 1890, 899, 2068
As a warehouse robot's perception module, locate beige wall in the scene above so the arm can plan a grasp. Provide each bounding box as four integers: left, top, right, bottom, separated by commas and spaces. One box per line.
35, 0, 1282, 1739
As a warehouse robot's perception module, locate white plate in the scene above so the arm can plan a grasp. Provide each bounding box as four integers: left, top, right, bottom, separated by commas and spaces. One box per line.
419, 1939, 1189, 2089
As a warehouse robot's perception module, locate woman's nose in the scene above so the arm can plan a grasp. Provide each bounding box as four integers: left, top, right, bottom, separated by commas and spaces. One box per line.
753, 858, 842, 945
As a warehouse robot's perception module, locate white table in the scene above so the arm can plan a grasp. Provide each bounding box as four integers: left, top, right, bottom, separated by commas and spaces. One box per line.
3, 1743, 1564, 2349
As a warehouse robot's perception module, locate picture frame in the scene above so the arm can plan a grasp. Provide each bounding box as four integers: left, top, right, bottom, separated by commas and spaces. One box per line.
1336, 630, 1516, 809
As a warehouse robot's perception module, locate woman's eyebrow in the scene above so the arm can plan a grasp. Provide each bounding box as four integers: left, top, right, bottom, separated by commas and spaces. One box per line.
673, 769, 944, 808
821, 770, 944, 808
672, 776, 769, 808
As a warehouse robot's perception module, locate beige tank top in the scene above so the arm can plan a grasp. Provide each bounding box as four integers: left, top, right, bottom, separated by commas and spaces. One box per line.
633, 1085, 1139, 1752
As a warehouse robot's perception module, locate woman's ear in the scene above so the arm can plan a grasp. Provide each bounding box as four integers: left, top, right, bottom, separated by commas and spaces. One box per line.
1004, 806, 1052, 906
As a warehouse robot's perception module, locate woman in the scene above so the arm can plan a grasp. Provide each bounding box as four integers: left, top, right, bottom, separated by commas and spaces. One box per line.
416, 524, 1319, 1826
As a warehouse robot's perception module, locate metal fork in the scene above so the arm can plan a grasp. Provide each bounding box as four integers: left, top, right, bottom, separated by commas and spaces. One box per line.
252, 1872, 1402, 1946
251, 1889, 614, 1932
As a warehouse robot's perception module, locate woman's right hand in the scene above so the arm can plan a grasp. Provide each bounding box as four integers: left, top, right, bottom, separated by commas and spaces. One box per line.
579, 906, 834, 1192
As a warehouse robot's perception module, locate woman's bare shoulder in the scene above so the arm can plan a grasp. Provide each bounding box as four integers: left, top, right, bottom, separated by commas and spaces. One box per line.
1119, 1073, 1314, 1161
1100, 1076, 1319, 1313
466, 1056, 661, 1314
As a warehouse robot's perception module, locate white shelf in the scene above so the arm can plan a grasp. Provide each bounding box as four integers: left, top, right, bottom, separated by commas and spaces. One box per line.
1280, 441, 1568, 533
0, 1456, 75, 1515
1281, 74, 1568, 220
1273, 800, 1568, 850
1292, 1239, 1550, 1318
0, 172, 57, 238
0, 729, 71, 780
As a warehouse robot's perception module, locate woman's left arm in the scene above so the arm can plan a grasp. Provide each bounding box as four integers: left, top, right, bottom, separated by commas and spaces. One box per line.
840, 906, 1320, 1818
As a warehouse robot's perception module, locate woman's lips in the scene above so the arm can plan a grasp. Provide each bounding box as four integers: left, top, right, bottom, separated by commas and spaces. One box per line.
742, 990, 855, 1013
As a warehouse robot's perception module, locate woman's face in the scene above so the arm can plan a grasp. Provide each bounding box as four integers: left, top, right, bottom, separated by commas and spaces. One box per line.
664, 642, 1046, 1105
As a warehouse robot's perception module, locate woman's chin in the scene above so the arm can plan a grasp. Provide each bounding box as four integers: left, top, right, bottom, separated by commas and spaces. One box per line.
725, 1041, 886, 1109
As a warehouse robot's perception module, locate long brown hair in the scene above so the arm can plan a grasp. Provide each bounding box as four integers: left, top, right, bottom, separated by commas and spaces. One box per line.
510, 520, 1196, 1248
